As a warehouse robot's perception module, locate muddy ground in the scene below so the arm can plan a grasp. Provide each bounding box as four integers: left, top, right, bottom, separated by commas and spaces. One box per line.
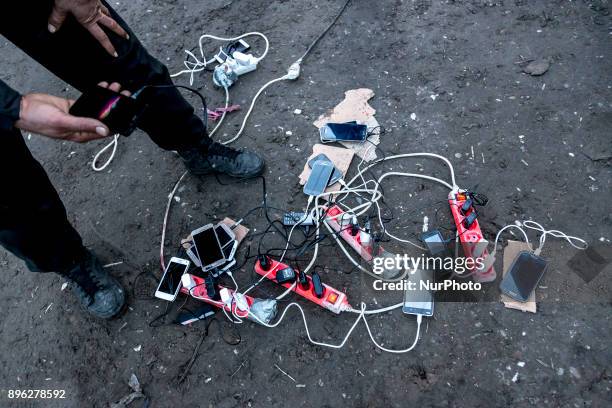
1, 0, 611, 407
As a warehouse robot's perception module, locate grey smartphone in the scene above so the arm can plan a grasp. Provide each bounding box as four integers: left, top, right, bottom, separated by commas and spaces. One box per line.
308, 154, 342, 186
402, 268, 434, 317
500, 251, 548, 302
303, 160, 335, 196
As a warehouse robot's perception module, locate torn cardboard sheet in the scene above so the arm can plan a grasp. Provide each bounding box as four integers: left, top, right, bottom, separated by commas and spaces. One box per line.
313, 88, 381, 162
501, 240, 536, 313
299, 144, 355, 194
181, 218, 249, 249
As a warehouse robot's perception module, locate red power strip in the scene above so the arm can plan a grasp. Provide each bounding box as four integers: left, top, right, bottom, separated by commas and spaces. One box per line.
325, 205, 384, 262
180, 274, 254, 319
254, 258, 351, 314
448, 190, 496, 282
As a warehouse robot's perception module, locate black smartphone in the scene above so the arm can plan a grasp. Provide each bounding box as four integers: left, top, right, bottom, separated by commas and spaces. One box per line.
191, 224, 226, 273
500, 251, 549, 302
308, 154, 342, 186
69, 86, 143, 136
215, 39, 251, 63
320, 122, 368, 143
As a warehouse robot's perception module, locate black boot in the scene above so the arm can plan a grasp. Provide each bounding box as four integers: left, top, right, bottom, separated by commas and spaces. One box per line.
179, 141, 265, 178
63, 251, 125, 319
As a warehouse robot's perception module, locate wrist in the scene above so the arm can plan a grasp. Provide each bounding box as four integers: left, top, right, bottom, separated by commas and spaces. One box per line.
0, 90, 23, 132
14, 95, 28, 129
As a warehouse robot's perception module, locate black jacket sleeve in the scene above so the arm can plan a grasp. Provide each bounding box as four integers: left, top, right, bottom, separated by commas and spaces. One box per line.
0, 79, 21, 131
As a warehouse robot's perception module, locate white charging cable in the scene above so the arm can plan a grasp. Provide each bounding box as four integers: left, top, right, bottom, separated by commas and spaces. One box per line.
91, 134, 119, 172
492, 220, 587, 256
243, 300, 422, 353
171, 32, 270, 85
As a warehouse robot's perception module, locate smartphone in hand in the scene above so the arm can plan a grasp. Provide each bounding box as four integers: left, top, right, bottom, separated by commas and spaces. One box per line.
69, 86, 144, 136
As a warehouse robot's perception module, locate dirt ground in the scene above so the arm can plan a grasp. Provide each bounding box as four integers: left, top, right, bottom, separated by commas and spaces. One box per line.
1, 0, 611, 407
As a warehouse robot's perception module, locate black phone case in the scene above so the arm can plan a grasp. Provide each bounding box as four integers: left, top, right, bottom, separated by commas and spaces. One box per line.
69, 87, 145, 136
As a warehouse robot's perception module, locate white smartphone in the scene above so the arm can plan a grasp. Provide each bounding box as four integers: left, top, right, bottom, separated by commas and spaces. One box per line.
191, 224, 226, 272
155, 257, 191, 301
186, 245, 201, 268
215, 223, 237, 260
402, 268, 434, 317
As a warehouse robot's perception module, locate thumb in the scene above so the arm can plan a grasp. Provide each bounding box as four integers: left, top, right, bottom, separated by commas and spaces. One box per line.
48, 6, 68, 33
60, 113, 110, 137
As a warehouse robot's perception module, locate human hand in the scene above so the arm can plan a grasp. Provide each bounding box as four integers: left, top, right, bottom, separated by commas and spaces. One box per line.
15, 92, 109, 143
48, 0, 129, 57
15, 82, 132, 143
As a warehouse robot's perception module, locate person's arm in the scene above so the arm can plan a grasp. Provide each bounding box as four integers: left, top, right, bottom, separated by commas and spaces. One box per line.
0, 79, 119, 143
0, 79, 22, 131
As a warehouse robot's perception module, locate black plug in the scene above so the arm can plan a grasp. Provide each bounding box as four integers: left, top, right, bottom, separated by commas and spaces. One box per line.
463, 212, 478, 228
460, 199, 473, 215
258, 255, 272, 271
205, 273, 220, 300
311, 272, 325, 299
298, 270, 310, 290
275, 267, 297, 285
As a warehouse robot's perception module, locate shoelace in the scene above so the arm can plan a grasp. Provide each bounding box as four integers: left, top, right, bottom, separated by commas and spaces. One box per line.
67, 256, 104, 299
207, 143, 240, 160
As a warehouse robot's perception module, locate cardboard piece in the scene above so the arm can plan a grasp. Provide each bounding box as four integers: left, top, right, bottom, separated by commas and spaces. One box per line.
500, 240, 537, 313
313, 88, 381, 162
298, 144, 355, 194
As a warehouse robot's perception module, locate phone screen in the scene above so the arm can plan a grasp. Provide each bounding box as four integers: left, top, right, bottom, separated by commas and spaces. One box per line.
321, 123, 368, 142
501, 252, 548, 301
192, 227, 225, 266
422, 230, 449, 256
159, 260, 188, 295
304, 161, 334, 196
69, 87, 141, 135
403, 269, 434, 316
308, 154, 342, 186
214, 225, 234, 258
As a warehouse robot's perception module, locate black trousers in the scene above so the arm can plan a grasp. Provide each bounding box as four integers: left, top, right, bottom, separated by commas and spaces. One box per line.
0, 1, 209, 273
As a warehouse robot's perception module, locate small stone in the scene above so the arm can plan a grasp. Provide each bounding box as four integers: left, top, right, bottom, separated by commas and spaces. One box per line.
569, 367, 581, 379
523, 60, 550, 76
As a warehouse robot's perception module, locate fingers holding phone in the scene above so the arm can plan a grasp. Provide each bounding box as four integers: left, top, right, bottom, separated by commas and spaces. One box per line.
15, 93, 110, 143
69, 82, 143, 136
97, 81, 131, 97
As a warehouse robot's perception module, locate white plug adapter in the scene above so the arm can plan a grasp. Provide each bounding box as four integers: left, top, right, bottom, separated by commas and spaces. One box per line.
230, 51, 259, 76
285, 61, 301, 80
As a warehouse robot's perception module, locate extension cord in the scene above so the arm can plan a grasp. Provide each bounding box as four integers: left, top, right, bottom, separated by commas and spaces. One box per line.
254, 258, 351, 314
181, 273, 253, 320
325, 205, 382, 262
448, 189, 496, 282
213, 51, 260, 88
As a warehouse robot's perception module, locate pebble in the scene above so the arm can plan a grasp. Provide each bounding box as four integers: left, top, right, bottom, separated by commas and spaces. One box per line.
569, 367, 581, 379
524, 60, 550, 76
